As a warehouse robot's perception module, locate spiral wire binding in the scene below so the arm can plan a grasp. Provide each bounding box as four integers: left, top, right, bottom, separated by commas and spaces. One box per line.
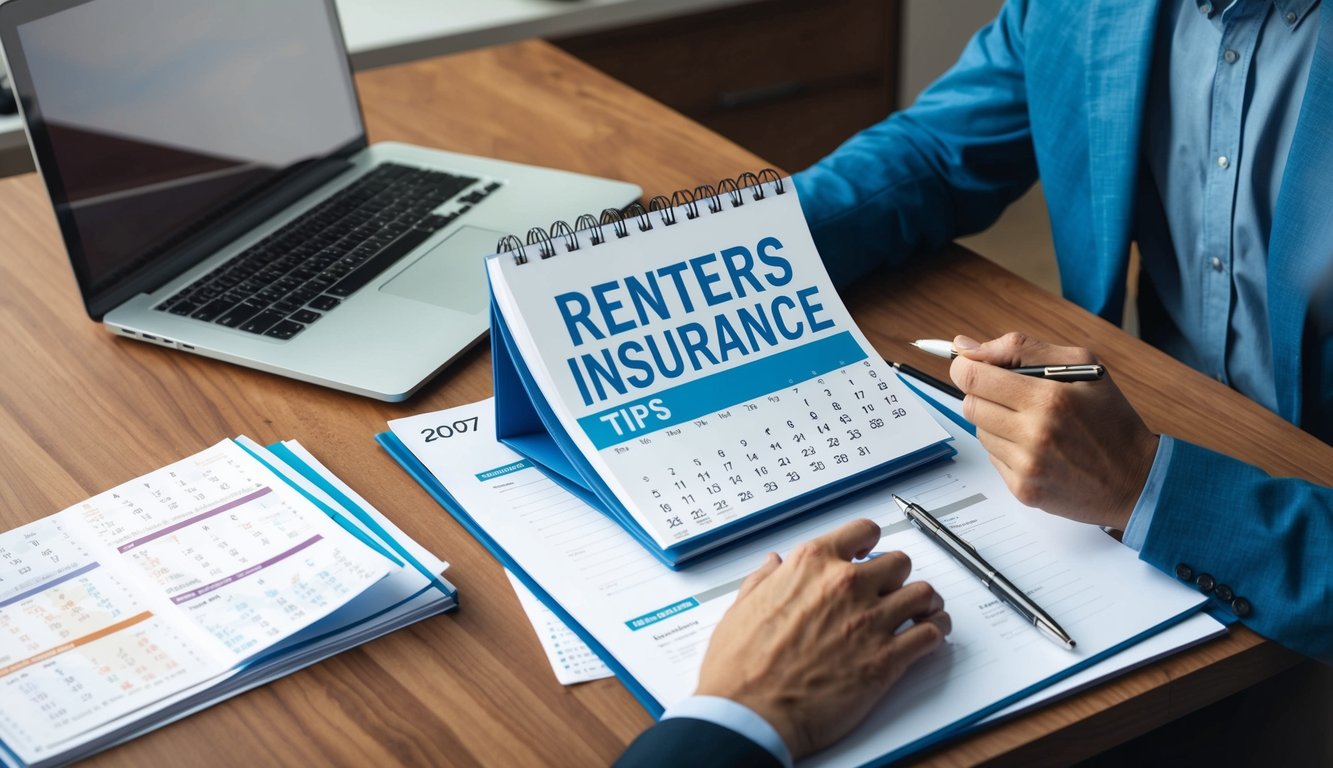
600, 208, 629, 239
647, 195, 677, 226
623, 202, 653, 232
496, 169, 786, 264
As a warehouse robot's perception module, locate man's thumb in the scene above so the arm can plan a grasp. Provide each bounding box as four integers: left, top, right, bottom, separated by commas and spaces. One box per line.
953, 334, 1026, 367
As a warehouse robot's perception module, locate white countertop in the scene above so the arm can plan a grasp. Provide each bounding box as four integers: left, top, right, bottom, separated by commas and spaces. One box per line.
0, 0, 760, 159
339, 0, 759, 69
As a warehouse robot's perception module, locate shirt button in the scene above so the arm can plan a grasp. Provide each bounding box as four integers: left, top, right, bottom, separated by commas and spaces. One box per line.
1285, 10, 1298, 23
1223, 49, 1239, 64
1211, 256, 1224, 271
1217, 155, 1230, 169
1200, 2, 1214, 13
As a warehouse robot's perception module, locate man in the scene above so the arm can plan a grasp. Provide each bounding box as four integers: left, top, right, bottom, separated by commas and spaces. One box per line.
620, 0, 1332, 764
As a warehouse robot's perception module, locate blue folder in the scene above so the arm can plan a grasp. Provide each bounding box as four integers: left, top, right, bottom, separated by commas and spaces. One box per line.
376, 421, 1201, 768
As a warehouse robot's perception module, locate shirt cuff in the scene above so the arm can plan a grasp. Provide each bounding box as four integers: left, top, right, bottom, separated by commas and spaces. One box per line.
661, 695, 793, 768
1121, 435, 1174, 551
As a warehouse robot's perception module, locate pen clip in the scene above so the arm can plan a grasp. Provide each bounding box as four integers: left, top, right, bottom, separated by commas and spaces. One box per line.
1043, 364, 1105, 376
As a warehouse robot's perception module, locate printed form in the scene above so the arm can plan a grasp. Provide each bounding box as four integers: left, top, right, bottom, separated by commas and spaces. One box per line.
389, 397, 1219, 765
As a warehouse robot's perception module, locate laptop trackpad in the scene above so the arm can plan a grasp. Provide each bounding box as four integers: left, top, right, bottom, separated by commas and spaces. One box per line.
379, 226, 502, 313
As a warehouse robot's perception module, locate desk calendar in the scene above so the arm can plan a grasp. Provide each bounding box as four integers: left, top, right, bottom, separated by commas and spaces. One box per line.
0, 439, 454, 768
485, 174, 953, 566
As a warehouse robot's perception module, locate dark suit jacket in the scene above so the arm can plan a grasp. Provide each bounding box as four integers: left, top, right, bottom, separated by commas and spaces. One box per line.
615, 718, 781, 768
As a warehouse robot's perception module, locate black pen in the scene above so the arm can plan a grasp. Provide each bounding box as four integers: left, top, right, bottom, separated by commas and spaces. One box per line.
885, 359, 965, 400
892, 494, 1076, 650
910, 339, 1105, 382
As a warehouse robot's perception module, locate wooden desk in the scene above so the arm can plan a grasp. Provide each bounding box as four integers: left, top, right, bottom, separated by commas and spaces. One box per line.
0, 41, 1325, 767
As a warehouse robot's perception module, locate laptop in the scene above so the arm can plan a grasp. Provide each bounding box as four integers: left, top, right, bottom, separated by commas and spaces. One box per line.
0, 0, 641, 400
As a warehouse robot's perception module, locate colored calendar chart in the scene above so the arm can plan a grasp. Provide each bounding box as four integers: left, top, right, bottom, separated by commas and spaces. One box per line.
0, 519, 218, 762
69, 441, 391, 660
0, 438, 451, 768
486, 176, 952, 565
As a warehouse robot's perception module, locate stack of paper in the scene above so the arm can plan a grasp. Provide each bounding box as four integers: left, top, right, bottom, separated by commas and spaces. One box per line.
380, 388, 1223, 766
0, 438, 455, 768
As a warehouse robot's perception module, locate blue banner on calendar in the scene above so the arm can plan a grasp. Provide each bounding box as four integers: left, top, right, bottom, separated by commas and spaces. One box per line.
577, 331, 868, 449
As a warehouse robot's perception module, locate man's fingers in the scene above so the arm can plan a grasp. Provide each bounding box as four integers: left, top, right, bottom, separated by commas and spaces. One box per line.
950, 355, 1057, 410
953, 332, 1041, 367
951, 332, 1100, 409
953, 333, 1023, 367
957, 332, 1094, 367
815, 518, 883, 561
914, 609, 953, 639
892, 611, 951, 665
980, 442, 1045, 509
737, 552, 782, 600
974, 427, 1024, 472
857, 550, 913, 596
961, 393, 1025, 438
877, 581, 944, 632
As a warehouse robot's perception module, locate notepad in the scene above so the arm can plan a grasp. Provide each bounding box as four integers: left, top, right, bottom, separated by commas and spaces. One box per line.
485, 173, 953, 566
380, 395, 1219, 766
0, 439, 455, 768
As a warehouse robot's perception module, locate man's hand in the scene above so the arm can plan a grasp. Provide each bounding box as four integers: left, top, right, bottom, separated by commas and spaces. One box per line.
695, 518, 950, 760
949, 332, 1159, 531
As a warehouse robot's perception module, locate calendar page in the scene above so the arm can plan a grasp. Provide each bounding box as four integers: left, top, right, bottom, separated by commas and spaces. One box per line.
487, 180, 951, 552
0, 440, 393, 764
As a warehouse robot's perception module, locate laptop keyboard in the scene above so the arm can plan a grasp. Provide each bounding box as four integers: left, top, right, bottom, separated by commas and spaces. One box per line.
155, 162, 499, 340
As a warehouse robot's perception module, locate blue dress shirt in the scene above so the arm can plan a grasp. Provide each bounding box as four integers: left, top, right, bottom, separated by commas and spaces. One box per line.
1126, 0, 1319, 546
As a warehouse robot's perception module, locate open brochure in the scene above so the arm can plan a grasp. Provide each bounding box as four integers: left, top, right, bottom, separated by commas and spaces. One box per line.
0, 439, 454, 768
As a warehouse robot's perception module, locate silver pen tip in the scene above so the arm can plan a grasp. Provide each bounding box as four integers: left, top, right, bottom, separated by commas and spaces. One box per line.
891, 494, 909, 511
1036, 619, 1077, 650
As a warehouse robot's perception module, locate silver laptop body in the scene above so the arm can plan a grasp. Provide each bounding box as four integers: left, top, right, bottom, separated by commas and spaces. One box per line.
0, 0, 640, 400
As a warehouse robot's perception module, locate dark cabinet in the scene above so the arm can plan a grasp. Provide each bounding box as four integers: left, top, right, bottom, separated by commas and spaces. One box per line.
554, 0, 900, 174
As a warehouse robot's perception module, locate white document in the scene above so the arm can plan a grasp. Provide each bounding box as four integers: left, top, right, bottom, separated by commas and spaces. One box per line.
389, 397, 1217, 765
486, 180, 950, 550
501, 374, 1225, 706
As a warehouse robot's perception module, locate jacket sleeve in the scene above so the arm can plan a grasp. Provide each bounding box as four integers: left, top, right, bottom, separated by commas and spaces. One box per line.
1138, 439, 1333, 663
792, 0, 1039, 287
614, 718, 782, 768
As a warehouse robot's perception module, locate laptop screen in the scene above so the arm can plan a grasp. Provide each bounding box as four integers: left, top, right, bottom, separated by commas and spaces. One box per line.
0, 0, 366, 317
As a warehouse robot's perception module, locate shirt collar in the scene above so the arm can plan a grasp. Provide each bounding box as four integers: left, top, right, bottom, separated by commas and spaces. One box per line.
1273, 0, 1320, 28
1197, 0, 1320, 28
